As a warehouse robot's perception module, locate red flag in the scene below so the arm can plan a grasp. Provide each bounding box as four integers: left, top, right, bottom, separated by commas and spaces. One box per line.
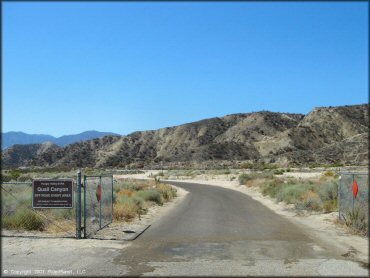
96, 184, 102, 202
352, 178, 358, 199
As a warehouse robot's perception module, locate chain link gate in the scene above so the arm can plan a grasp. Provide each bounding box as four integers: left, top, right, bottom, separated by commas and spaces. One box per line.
81, 175, 113, 238
1, 181, 77, 238
338, 172, 368, 235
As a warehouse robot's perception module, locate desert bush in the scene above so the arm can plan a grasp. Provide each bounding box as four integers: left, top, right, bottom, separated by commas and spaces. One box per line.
278, 183, 315, 204
112, 180, 177, 222
9, 169, 21, 181
318, 181, 338, 202
2, 209, 45, 231
132, 195, 145, 208
239, 171, 275, 186
298, 191, 323, 211
156, 184, 177, 201
343, 208, 368, 235
17, 176, 32, 182
212, 169, 231, 175
273, 169, 285, 175
240, 162, 254, 169
261, 178, 284, 198
323, 170, 335, 177
50, 208, 74, 220
135, 189, 162, 205
238, 174, 254, 185
323, 200, 338, 213
1, 174, 12, 182
116, 188, 133, 197
113, 199, 138, 221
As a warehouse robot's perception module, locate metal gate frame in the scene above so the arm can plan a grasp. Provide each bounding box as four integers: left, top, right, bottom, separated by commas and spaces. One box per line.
75, 171, 113, 239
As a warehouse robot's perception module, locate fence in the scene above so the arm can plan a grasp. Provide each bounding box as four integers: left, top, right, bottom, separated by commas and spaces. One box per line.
1, 181, 77, 238
83, 175, 113, 238
338, 172, 368, 234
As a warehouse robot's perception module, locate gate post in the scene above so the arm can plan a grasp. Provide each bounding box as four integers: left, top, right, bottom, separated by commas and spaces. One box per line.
83, 175, 86, 238
76, 170, 82, 239
99, 176, 102, 229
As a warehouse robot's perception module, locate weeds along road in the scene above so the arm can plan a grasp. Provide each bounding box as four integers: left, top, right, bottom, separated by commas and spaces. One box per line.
114, 181, 368, 276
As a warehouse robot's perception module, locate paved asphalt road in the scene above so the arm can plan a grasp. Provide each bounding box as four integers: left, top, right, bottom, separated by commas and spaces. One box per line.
113, 181, 368, 276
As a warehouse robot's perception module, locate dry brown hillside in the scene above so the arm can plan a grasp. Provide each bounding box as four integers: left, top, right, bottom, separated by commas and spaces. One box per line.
2, 104, 368, 169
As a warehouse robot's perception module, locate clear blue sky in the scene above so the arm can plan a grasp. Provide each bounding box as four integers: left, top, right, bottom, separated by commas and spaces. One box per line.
3, 2, 368, 137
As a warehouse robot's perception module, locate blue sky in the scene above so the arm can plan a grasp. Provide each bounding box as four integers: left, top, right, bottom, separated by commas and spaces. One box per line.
3, 2, 368, 137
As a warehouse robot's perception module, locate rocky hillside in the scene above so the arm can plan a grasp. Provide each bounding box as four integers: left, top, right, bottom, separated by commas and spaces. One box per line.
2, 104, 368, 169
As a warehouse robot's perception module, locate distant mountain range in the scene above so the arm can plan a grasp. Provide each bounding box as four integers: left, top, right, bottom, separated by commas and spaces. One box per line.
2, 104, 368, 169
2, 131, 120, 150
